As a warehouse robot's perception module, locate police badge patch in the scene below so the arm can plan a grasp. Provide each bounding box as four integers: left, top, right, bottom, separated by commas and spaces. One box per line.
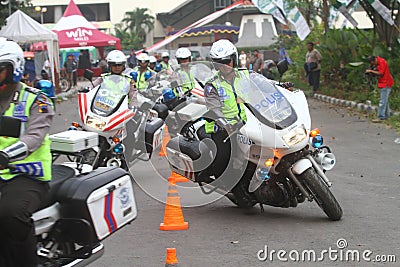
205, 84, 214, 94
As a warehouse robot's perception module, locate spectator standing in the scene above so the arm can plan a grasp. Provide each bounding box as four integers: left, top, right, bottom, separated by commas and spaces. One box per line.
366, 56, 394, 121
64, 54, 77, 87
42, 58, 51, 79
239, 50, 247, 68
305, 42, 322, 93
78, 50, 91, 70
128, 49, 137, 68
250, 49, 263, 73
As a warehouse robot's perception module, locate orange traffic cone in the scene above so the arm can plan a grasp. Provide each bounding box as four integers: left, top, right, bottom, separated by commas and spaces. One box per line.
165, 248, 179, 266
160, 178, 188, 231
159, 125, 170, 157
170, 171, 190, 183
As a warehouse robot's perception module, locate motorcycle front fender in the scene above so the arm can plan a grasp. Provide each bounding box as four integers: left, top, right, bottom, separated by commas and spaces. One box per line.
292, 158, 312, 175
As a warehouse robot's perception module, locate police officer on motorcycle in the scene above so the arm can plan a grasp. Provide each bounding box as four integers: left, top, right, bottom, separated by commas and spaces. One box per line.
173, 47, 196, 96
92, 50, 138, 107
130, 53, 155, 92
149, 56, 161, 73
199, 39, 248, 178
0, 39, 55, 267
160, 51, 171, 71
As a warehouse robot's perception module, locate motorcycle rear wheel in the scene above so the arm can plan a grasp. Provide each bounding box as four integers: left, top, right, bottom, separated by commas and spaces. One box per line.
300, 168, 342, 221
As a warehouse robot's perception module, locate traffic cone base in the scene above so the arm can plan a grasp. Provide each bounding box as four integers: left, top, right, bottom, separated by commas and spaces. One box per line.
165, 248, 179, 266
160, 179, 188, 231
160, 221, 188, 231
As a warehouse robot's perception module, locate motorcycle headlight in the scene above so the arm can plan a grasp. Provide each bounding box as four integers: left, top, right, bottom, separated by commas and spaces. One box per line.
86, 115, 106, 131
283, 127, 307, 146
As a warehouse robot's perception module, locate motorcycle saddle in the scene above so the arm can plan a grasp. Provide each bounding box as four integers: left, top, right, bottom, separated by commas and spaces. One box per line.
39, 164, 76, 209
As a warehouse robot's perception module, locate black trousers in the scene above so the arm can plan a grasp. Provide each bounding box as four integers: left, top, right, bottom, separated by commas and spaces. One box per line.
0, 176, 49, 267
197, 125, 231, 178
309, 70, 321, 91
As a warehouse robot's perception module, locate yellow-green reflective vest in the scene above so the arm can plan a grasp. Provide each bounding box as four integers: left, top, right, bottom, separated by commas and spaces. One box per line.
132, 67, 154, 91
205, 70, 249, 134
0, 85, 52, 181
174, 69, 195, 95
101, 74, 131, 105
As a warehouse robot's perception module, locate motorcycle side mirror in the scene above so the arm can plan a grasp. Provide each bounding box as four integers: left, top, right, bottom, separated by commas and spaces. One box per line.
84, 69, 94, 82
277, 59, 289, 76
0, 116, 22, 138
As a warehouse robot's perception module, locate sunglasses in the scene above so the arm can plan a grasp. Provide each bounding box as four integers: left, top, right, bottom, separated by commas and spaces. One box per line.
110, 63, 124, 67
212, 57, 232, 65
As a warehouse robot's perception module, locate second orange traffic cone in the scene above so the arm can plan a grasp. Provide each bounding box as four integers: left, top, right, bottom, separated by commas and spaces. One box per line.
160, 178, 188, 231
165, 248, 179, 266
159, 125, 170, 157
170, 171, 190, 183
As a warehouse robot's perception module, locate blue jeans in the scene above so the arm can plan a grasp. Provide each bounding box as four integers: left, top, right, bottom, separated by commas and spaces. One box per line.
378, 87, 391, 119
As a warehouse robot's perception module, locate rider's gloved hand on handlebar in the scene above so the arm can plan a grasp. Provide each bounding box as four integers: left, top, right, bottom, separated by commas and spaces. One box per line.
281, 82, 295, 90
216, 118, 235, 135
79, 86, 91, 93
0, 151, 10, 170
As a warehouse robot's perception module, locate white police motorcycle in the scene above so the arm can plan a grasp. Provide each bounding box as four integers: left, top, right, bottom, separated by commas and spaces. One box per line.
163, 61, 342, 221
0, 116, 137, 266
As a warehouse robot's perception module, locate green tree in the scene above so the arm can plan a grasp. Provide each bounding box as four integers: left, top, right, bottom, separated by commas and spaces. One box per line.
115, 8, 154, 50
358, 0, 399, 49
0, 0, 33, 27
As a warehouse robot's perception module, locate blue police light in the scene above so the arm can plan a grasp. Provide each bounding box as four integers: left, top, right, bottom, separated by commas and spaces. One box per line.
256, 168, 270, 181
162, 87, 176, 103
113, 143, 125, 154
312, 134, 324, 148
35, 80, 55, 97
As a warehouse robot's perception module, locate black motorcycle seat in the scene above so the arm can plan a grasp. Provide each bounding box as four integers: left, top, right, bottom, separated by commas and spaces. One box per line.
39, 164, 76, 209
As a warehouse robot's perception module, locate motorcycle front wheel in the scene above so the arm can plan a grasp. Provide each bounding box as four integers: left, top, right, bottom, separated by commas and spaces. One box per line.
300, 168, 342, 221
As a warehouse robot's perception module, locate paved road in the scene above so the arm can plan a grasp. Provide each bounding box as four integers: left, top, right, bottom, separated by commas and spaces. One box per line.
51, 96, 400, 267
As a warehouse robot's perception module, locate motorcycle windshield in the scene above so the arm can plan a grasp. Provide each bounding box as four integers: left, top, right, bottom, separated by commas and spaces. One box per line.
91, 75, 130, 116
145, 62, 214, 100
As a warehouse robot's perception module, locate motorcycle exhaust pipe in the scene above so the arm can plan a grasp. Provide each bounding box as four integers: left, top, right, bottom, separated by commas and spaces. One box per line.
314, 152, 336, 171
106, 158, 121, 167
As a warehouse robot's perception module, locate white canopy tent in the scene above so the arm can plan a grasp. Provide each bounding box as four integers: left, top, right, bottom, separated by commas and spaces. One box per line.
0, 10, 60, 85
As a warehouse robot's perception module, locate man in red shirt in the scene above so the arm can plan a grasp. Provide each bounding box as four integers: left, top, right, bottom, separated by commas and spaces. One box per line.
366, 56, 394, 121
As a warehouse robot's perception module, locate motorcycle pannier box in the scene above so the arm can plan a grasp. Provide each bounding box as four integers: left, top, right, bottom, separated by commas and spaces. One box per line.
145, 118, 164, 154
50, 130, 98, 153
57, 167, 137, 241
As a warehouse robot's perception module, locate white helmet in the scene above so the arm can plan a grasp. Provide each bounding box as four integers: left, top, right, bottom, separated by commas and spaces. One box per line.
106, 50, 126, 65
209, 39, 238, 66
175, 48, 191, 59
149, 56, 157, 64
0, 38, 25, 83
137, 53, 150, 63
161, 52, 169, 58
